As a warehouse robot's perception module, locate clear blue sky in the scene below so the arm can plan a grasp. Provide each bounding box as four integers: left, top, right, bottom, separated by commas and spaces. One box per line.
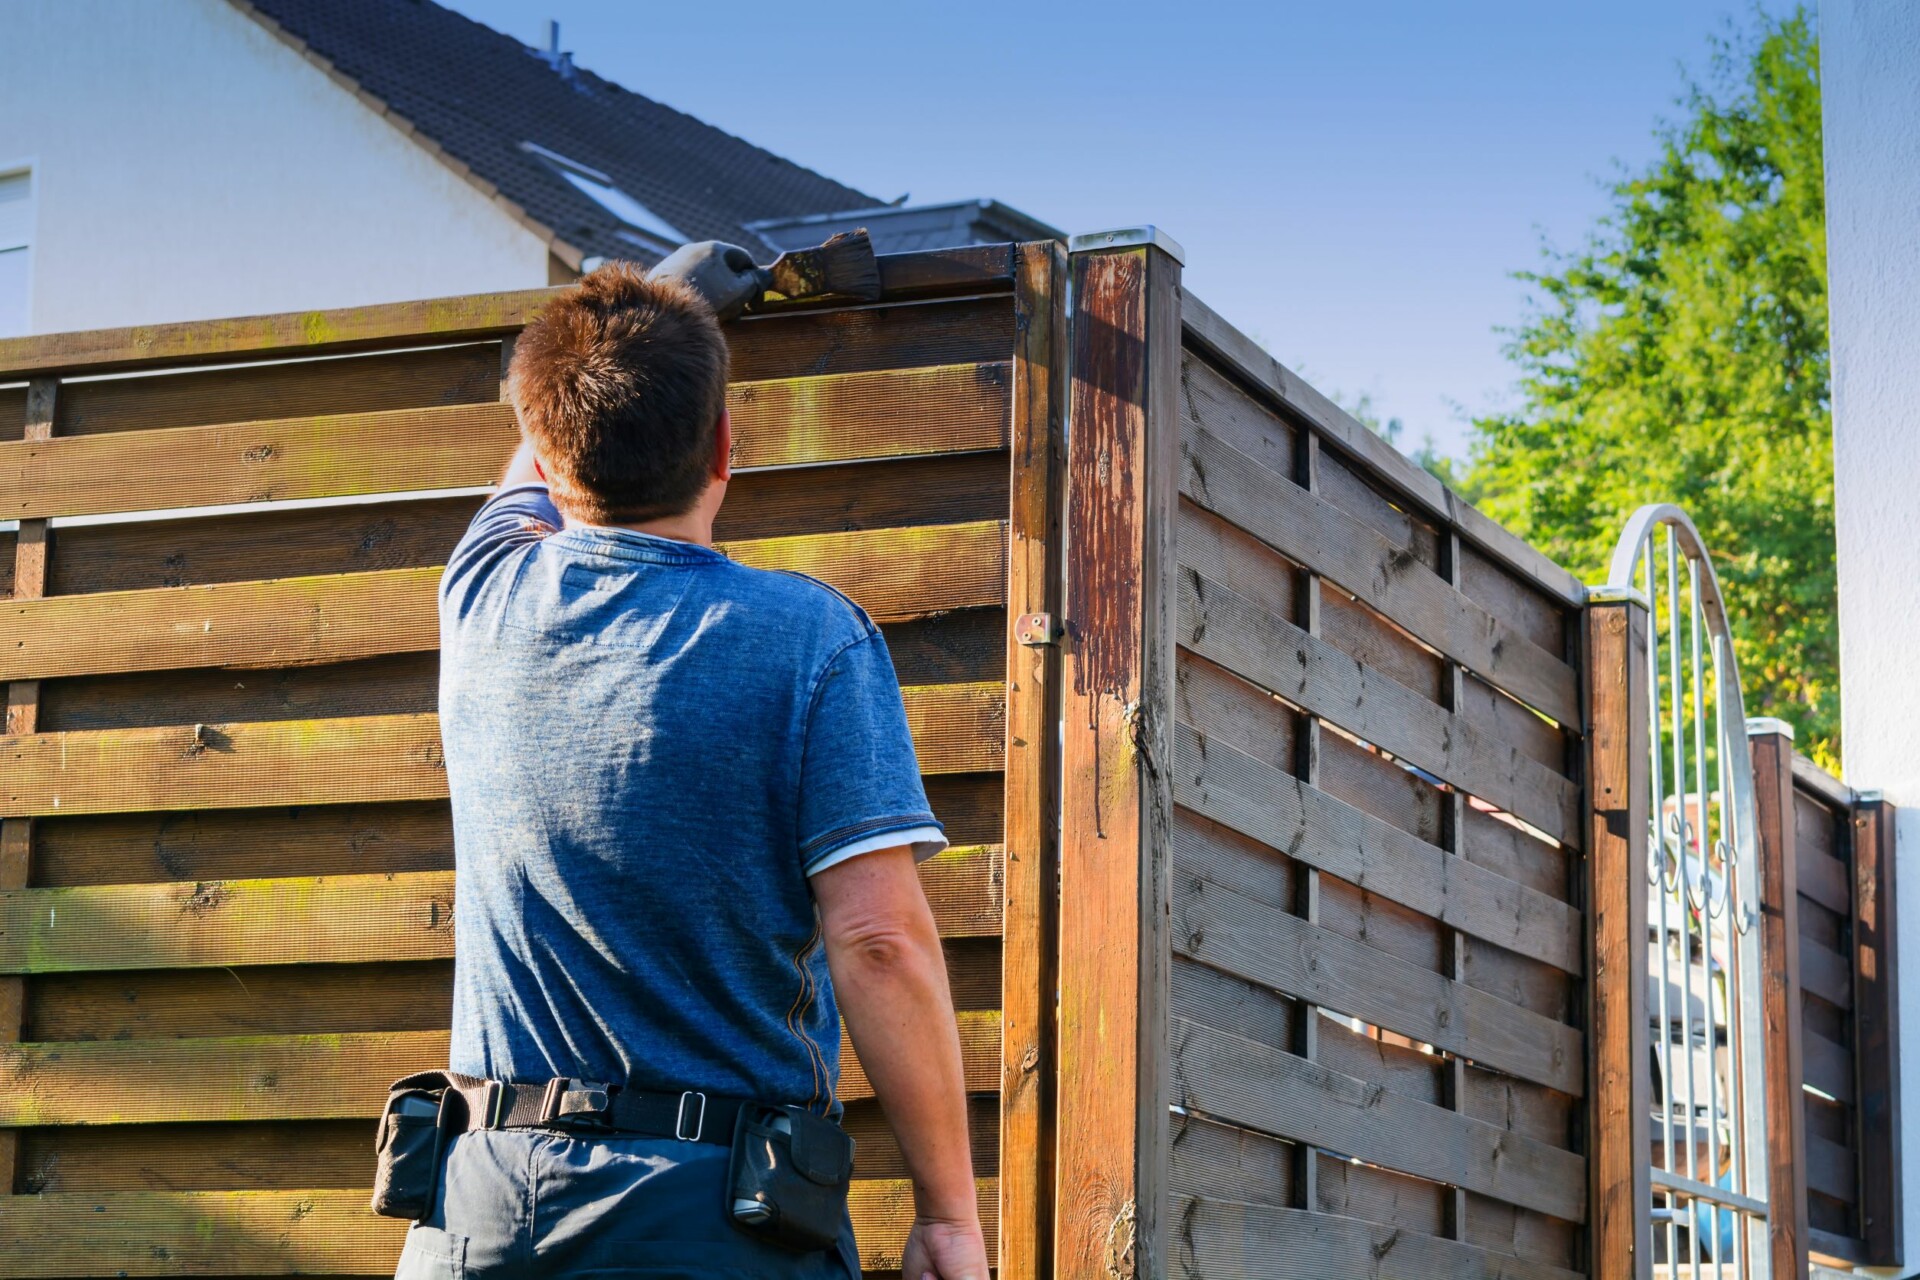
446, 0, 1794, 459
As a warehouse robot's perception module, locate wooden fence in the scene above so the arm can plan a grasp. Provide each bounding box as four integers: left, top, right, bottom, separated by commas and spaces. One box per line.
1055, 232, 1596, 1279
0, 242, 1061, 1278
1751, 724, 1902, 1274
0, 229, 1901, 1279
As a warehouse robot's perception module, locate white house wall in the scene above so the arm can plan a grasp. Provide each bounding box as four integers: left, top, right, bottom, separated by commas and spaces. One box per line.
1821, 1, 1920, 1268
0, 0, 551, 335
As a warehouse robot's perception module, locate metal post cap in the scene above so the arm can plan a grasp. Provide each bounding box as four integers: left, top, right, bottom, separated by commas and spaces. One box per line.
1067, 226, 1186, 264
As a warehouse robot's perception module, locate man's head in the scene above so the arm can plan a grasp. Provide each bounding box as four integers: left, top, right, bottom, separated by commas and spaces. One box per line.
508, 263, 730, 525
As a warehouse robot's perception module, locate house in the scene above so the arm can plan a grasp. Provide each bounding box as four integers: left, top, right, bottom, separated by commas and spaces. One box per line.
0, 0, 1055, 337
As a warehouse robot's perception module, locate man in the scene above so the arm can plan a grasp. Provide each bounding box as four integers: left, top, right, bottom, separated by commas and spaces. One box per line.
400, 244, 989, 1280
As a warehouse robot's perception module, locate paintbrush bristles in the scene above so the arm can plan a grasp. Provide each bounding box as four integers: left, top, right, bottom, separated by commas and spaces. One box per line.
762, 229, 882, 304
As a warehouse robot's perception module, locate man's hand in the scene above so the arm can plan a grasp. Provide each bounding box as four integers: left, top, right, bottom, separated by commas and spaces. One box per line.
901, 1214, 990, 1280
646, 241, 771, 321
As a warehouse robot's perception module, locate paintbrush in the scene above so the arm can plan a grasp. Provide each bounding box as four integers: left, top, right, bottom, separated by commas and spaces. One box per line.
751, 230, 882, 308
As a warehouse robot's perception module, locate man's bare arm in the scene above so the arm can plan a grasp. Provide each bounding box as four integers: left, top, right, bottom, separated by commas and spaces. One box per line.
499, 438, 544, 489
813, 847, 988, 1280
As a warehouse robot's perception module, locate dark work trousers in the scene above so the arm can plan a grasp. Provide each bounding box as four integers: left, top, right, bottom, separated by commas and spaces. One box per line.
394, 1127, 860, 1279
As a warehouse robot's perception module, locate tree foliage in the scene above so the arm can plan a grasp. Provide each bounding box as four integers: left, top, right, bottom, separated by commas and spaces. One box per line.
1460, 8, 1837, 764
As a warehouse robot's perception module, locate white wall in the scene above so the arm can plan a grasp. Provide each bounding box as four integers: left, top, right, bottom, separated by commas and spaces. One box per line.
1821, 1, 1920, 1269
0, 0, 550, 335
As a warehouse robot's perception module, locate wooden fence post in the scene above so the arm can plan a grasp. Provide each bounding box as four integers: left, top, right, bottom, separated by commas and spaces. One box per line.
1000, 239, 1068, 1280
1055, 227, 1182, 1280
1584, 589, 1652, 1280
1852, 791, 1902, 1268
1749, 718, 1810, 1279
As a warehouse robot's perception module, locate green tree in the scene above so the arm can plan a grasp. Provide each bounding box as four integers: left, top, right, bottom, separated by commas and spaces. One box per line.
1461, 8, 1838, 765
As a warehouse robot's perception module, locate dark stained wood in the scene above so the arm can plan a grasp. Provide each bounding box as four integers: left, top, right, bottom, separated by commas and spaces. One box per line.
728, 296, 1014, 385
1584, 598, 1652, 1279
53, 343, 500, 437
995, 240, 1063, 1280
1169, 860, 1583, 1095
1055, 239, 1181, 1280
1176, 565, 1583, 844
1751, 726, 1810, 1279
1851, 794, 1902, 1265
1801, 1025, 1855, 1104
3, 363, 1012, 521
1799, 846, 1853, 916
39, 652, 439, 734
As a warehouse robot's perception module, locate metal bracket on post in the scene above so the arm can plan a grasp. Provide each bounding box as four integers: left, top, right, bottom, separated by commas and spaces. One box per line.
1014, 612, 1060, 647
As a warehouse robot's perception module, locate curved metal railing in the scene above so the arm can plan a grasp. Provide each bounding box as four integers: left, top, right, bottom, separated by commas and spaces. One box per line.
1608, 505, 1770, 1279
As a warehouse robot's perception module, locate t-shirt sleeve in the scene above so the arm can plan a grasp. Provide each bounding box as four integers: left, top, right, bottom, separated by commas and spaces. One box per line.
439, 483, 562, 619
797, 630, 947, 875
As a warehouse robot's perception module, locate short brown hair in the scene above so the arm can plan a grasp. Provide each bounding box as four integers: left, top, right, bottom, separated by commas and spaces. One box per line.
508, 262, 729, 524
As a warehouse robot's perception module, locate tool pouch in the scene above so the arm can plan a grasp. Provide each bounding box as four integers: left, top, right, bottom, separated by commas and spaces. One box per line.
371, 1071, 458, 1221
726, 1104, 855, 1252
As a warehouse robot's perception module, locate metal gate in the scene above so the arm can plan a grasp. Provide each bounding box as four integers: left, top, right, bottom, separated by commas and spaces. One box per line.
1607, 505, 1771, 1278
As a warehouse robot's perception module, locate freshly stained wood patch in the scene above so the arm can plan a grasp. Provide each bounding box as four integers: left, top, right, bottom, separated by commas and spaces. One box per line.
1, 682, 1003, 817
0, 845, 1005, 973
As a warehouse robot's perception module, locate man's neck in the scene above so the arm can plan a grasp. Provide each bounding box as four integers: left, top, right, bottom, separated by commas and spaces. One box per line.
561, 510, 714, 547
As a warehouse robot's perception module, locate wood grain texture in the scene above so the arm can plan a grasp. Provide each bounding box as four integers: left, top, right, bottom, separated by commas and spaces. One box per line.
1176, 565, 1582, 844
0, 376, 55, 1196
1169, 1016, 1585, 1221
995, 240, 1064, 1280
1, 683, 1003, 818
1169, 859, 1582, 1096
1055, 241, 1181, 1280
0, 1012, 1002, 1126
1179, 419, 1577, 724
1172, 721, 1581, 973
0, 1180, 999, 1276
0, 844, 1004, 973
1584, 600, 1652, 1279
2, 363, 1012, 520
1751, 727, 1810, 1279
1169, 1197, 1583, 1280
1, 519, 1008, 682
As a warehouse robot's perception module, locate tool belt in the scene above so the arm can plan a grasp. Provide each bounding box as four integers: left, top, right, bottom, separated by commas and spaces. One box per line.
373, 1070, 855, 1253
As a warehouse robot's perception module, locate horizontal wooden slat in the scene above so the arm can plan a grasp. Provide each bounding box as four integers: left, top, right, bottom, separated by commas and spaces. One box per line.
0, 845, 1004, 973
0, 1179, 998, 1275
1179, 293, 1587, 609
1172, 1016, 1585, 1220
0, 519, 1008, 681
0, 289, 556, 380
2, 362, 1011, 519
0, 1012, 1001, 1126
1181, 426, 1577, 723
1172, 865, 1583, 1096
0, 246, 1018, 380
1171, 1197, 1583, 1280
1802, 1027, 1855, 1104
1806, 1131, 1859, 1204
1173, 721, 1581, 974
1, 682, 1003, 818
1799, 939, 1853, 1010
1177, 565, 1582, 844
1798, 847, 1852, 916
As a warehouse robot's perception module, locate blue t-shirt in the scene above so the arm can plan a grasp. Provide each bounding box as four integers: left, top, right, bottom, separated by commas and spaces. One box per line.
438, 485, 946, 1116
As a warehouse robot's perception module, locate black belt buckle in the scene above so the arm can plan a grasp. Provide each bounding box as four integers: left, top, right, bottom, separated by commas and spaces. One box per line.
540, 1078, 615, 1131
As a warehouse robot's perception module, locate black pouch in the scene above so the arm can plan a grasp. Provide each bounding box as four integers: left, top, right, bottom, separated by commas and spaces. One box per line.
726, 1104, 855, 1252
371, 1071, 458, 1221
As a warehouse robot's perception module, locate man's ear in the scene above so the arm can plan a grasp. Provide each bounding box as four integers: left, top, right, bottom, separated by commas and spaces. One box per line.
712, 409, 733, 483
